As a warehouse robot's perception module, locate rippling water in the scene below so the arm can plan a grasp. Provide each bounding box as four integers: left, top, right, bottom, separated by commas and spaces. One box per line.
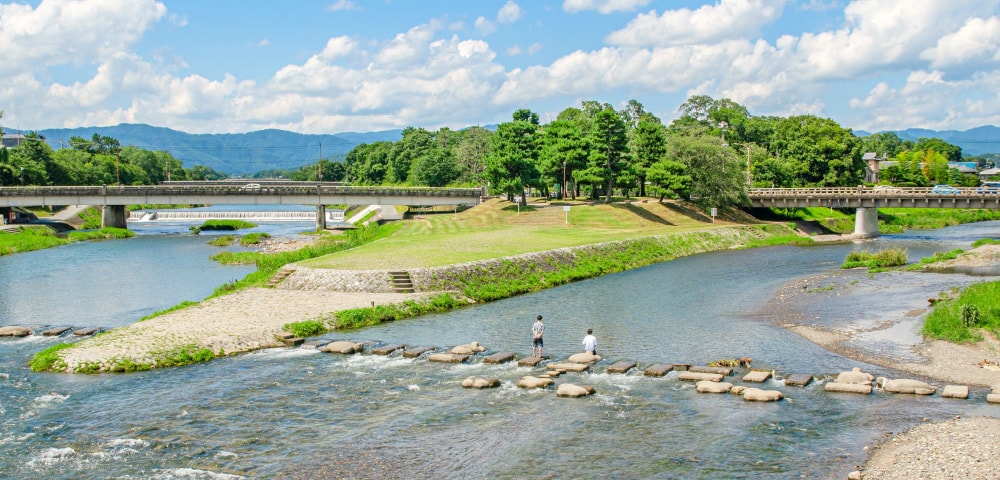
1, 218, 998, 479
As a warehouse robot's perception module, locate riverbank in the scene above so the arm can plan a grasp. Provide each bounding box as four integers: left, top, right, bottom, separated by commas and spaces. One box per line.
45, 225, 778, 372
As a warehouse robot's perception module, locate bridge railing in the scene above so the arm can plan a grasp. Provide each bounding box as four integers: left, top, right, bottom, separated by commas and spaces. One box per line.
0, 185, 486, 198
748, 187, 992, 197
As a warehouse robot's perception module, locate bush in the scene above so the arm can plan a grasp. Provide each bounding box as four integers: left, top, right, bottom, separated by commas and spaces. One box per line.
239, 232, 271, 245
283, 320, 329, 337
923, 280, 1000, 342
30, 343, 73, 371
841, 248, 907, 270
199, 219, 257, 231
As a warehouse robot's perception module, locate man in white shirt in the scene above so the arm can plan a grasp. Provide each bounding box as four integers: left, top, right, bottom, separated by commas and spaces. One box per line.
532, 315, 545, 358
582, 329, 597, 355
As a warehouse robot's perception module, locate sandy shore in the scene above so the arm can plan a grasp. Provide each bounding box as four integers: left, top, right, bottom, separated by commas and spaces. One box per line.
58, 289, 432, 371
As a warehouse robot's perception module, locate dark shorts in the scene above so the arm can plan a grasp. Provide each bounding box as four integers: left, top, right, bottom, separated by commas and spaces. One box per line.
533, 337, 543, 347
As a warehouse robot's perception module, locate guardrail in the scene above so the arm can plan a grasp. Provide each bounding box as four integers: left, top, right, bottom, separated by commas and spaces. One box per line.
748, 187, 998, 197
0, 185, 485, 197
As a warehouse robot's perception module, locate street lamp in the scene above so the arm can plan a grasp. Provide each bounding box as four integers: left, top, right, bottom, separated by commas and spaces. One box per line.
20, 167, 24, 186
562, 160, 567, 200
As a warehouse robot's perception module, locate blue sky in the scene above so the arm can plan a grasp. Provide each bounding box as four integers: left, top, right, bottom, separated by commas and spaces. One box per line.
2, 0, 999, 135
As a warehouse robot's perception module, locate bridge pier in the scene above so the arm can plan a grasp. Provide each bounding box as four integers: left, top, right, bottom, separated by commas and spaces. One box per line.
315, 205, 326, 231
853, 207, 879, 238
102, 205, 128, 229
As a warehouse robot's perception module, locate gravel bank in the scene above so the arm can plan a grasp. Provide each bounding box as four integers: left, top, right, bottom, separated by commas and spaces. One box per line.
861, 416, 1000, 480
57, 289, 432, 372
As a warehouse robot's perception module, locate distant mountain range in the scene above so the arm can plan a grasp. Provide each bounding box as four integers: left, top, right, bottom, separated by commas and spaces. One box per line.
33, 123, 406, 175
8, 123, 998, 176
854, 125, 1000, 157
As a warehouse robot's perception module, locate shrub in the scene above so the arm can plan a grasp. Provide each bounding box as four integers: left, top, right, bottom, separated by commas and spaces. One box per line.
841, 248, 907, 270
199, 219, 258, 231
239, 232, 271, 245
283, 320, 329, 338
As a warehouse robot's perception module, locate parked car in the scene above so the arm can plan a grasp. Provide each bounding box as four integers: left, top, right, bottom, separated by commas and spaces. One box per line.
931, 184, 960, 195
240, 183, 262, 191
977, 184, 1000, 195
873, 185, 902, 193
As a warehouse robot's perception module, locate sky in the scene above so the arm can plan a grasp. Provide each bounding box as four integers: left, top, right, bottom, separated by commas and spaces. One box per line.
1, 0, 999, 136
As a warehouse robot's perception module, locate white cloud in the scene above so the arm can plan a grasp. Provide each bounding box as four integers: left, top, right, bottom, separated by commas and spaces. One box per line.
606, 0, 790, 47
327, 0, 360, 12
497, 1, 523, 24
563, 0, 653, 14
254, 39, 271, 48
921, 16, 1000, 69
0, 0, 166, 75
474, 16, 496, 35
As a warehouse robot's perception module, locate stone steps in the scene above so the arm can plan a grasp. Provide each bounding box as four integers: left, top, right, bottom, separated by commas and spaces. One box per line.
267, 266, 294, 288
388, 270, 415, 293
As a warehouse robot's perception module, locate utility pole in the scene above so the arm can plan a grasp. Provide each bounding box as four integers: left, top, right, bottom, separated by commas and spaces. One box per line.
318, 142, 323, 181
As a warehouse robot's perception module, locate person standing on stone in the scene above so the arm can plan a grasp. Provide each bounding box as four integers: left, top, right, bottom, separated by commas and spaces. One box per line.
532, 315, 545, 358
582, 328, 597, 356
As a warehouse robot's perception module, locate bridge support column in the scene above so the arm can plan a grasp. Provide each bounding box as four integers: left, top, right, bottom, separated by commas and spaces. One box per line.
101, 205, 128, 229
853, 207, 879, 238
315, 205, 327, 231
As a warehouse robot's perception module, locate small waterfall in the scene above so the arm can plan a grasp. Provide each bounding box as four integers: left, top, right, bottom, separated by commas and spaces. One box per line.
129, 210, 345, 222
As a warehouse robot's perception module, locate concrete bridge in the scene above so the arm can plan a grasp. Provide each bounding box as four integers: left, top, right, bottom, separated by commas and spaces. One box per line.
748, 186, 1000, 238
0, 183, 484, 230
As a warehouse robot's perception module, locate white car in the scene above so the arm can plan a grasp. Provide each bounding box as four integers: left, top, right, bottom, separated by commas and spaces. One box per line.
873, 185, 901, 193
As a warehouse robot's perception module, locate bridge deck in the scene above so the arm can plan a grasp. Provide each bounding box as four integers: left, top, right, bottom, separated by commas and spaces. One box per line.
749, 187, 1000, 209
0, 184, 484, 208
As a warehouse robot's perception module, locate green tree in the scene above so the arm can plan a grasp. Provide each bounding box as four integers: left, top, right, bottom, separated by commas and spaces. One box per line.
345, 141, 392, 185
8, 132, 54, 186
767, 115, 862, 186
537, 119, 587, 199
860, 132, 906, 157
387, 127, 433, 184
485, 111, 540, 204
585, 107, 628, 203
646, 159, 690, 201
667, 135, 746, 209
630, 113, 667, 197
915, 138, 961, 162
412, 149, 459, 187
454, 126, 492, 185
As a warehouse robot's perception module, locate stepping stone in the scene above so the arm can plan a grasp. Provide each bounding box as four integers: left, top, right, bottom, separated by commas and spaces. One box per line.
282, 337, 305, 347
274, 331, 295, 340
483, 352, 517, 364
301, 340, 330, 349
403, 346, 435, 358
784, 374, 814, 387
644, 364, 675, 377
556, 383, 596, 397
516, 376, 554, 389
672, 364, 691, 371
678, 371, 723, 382
43, 326, 72, 336
372, 344, 405, 355
824, 382, 872, 395
987, 393, 1000, 404
462, 376, 500, 389
742, 370, 772, 383
0, 326, 32, 337
517, 356, 547, 367
428, 353, 470, 363
689, 365, 732, 376
73, 327, 100, 336
696, 381, 734, 393
321, 341, 364, 354
606, 361, 637, 374
941, 385, 969, 399
547, 362, 590, 373
743, 387, 783, 402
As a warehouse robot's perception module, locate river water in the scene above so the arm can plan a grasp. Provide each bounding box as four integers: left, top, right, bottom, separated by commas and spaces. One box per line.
1, 215, 999, 479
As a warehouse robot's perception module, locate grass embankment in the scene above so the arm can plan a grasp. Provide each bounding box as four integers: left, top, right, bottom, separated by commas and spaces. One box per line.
1, 225, 134, 255
767, 207, 1000, 235
923, 281, 1000, 343
195, 219, 257, 231
320, 198, 806, 328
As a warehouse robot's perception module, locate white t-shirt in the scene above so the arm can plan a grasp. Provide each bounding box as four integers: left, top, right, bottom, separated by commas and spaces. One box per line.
582, 334, 597, 352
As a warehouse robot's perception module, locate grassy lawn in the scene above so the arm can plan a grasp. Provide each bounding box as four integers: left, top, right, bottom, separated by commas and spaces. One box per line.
301, 198, 736, 269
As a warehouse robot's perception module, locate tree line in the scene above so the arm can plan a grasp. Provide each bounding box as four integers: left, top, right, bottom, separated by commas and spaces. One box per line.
0, 131, 225, 187
338, 96, 983, 209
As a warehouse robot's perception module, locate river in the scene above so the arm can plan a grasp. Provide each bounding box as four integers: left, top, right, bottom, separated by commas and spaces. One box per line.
1, 215, 999, 479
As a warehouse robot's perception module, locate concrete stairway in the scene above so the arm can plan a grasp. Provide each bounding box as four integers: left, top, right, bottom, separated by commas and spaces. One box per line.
388, 271, 415, 293
267, 266, 294, 288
